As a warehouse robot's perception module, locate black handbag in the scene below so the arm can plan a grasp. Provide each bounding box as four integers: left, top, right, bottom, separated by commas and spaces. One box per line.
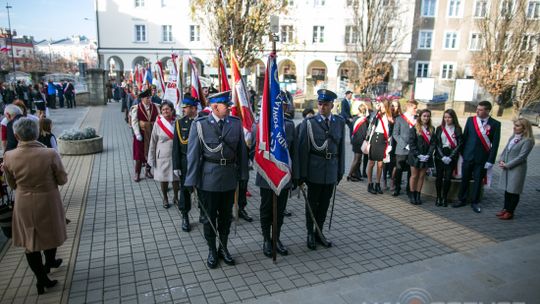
0, 194, 13, 239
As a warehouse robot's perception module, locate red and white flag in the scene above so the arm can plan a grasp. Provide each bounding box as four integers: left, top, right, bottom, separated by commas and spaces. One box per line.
154, 61, 166, 94
217, 46, 231, 92
188, 57, 207, 107
230, 47, 255, 146
164, 53, 181, 113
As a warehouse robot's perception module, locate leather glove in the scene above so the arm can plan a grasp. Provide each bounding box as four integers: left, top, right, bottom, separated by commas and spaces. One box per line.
173, 170, 181, 177
136, 134, 143, 141
484, 162, 493, 170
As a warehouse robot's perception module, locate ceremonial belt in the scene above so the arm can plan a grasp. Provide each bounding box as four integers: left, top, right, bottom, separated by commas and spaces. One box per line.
203, 156, 236, 166
310, 150, 338, 159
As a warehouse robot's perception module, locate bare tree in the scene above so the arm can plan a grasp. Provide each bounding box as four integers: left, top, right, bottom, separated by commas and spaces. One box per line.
190, 0, 284, 68
346, 0, 411, 94
472, 0, 540, 114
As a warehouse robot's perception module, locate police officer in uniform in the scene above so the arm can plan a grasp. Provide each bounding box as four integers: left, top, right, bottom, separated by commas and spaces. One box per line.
185, 91, 249, 269
172, 96, 200, 232
298, 89, 345, 250
256, 91, 298, 257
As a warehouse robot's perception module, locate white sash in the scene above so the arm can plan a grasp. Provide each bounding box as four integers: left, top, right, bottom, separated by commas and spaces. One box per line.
475, 116, 492, 149
157, 115, 174, 137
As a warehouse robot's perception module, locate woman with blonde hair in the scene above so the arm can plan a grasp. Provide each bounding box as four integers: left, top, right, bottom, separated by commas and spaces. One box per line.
366, 98, 393, 194
497, 118, 535, 220
407, 109, 436, 204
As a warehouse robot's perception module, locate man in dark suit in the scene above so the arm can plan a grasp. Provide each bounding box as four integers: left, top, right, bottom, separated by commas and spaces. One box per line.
185, 91, 249, 269
341, 90, 354, 136
454, 100, 501, 213
298, 89, 345, 250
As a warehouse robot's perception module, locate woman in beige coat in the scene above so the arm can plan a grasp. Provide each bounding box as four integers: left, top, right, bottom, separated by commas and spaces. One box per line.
3, 117, 68, 295
497, 118, 535, 220
148, 100, 180, 209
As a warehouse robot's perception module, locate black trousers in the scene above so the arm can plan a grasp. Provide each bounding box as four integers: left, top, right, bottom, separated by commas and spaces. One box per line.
47, 94, 56, 108
435, 159, 454, 199
306, 182, 334, 233
260, 187, 289, 240
504, 192, 520, 213
178, 176, 191, 213
238, 180, 248, 210
198, 190, 235, 242
458, 160, 486, 204
394, 154, 411, 192
58, 95, 64, 108
66, 95, 74, 108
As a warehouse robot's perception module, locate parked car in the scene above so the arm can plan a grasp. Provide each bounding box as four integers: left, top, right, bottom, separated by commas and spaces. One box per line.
519, 101, 540, 126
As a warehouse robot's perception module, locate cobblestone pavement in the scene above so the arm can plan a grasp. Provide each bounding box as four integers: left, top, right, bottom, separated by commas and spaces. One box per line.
1, 104, 538, 304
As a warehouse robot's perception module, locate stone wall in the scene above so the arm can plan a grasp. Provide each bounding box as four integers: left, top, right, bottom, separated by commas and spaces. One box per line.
85, 69, 107, 106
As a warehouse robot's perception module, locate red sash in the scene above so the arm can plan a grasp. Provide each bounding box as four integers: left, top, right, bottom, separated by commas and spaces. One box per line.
442, 127, 457, 149
472, 117, 491, 152
420, 127, 431, 145
352, 117, 367, 136
401, 114, 415, 128
156, 116, 174, 140
377, 114, 390, 158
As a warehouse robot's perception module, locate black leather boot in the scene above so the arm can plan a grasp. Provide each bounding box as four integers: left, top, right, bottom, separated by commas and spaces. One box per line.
276, 240, 289, 256
44, 248, 62, 274
315, 231, 332, 248
435, 197, 442, 207
262, 238, 272, 258
239, 209, 253, 222
217, 237, 235, 265
392, 187, 401, 197
26, 252, 57, 295
181, 212, 191, 232
307, 231, 316, 250
368, 183, 377, 194
416, 191, 423, 205
375, 183, 383, 194
207, 240, 218, 269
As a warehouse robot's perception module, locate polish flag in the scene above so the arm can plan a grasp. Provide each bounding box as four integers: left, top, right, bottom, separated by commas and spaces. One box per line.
229, 46, 255, 146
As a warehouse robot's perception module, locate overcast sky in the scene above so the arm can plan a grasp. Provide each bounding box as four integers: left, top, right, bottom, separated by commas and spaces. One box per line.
1, 0, 95, 41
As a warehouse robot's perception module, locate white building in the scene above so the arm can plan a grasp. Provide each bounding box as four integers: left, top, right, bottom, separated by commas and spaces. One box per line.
96, 0, 416, 97
34, 35, 98, 68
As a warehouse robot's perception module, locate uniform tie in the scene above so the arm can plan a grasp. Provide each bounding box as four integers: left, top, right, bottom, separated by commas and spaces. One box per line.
325, 117, 330, 128
218, 119, 224, 131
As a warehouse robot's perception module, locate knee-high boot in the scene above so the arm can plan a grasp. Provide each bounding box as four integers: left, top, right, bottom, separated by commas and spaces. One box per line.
43, 248, 62, 274
25, 252, 57, 294
133, 161, 142, 182
161, 182, 170, 208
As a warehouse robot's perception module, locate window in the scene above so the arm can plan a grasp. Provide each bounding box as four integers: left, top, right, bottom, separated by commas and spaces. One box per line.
313, 26, 325, 43
421, 0, 437, 17
448, 0, 462, 17
382, 27, 394, 45
135, 0, 144, 7
473, 0, 488, 17
469, 33, 483, 50
496, 32, 511, 50
314, 0, 325, 6
521, 34, 537, 51
281, 25, 294, 43
501, 0, 514, 17
527, 1, 540, 19
418, 30, 433, 49
443, 31, 458, 49
134, 25, 146, 42
190, 25, 200, 42
416, 62, 430, 77
345, 25, 357, 44
440, 63, 455, 79
162, 25, 173, 42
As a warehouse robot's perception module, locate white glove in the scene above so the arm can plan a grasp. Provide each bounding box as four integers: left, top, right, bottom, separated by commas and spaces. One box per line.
173, 170, 181, 177
405, 144, 410, 150
136, 134, 143, 141
484, 162, 493, 170
442, 156, 451, 165
418, 155, 427, 162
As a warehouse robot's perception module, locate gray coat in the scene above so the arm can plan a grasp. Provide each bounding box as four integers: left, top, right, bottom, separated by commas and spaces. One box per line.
298, 114, 345, 184
255, 118, 298, 190
184, 114, 249, 192
392, 115, 414, 156
498, 136, 534, 194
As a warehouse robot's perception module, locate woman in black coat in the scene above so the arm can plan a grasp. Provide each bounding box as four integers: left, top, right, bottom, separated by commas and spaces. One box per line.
434, 109, 463, 207
347, 102, 369, 181
408, 109, 436, 204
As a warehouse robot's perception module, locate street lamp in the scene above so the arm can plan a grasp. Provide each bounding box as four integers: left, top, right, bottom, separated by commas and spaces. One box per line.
6, 2, 16, 73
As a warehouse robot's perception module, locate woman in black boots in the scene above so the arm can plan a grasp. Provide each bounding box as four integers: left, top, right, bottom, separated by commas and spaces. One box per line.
3, 117, 67, 295
366, 98, 392, 194
347, 102, 369, 182
434, 109, 462, 206
408, 109, 435, 204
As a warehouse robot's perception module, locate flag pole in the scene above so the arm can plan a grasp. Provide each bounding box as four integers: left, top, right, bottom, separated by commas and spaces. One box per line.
271, 32, 278, 264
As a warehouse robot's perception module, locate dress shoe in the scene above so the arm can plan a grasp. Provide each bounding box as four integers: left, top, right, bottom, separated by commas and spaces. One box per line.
276, 240, 289, 256
435, 197, 442, 207
133, 174, 141, 182
181, 213, 191, 232
347, 175, 361, 182
307, 233, 316, 250
368, 183, 377, 194
44, 259, 62, 274
496, 209, 507, 217
392, 189, 401, 197
239, 209, 253, 222
262, 240, 272, 258
452, 201, 467, 208
442, 198, 448, 207
315, 232, 332, 248
145, 170, 153, 179
499, 211, 513, 220
217, 247, 235, 265
163, 200, 170, 209
471, 203, 482, 213
207, 249, 218, 269
375, 183, 383, 194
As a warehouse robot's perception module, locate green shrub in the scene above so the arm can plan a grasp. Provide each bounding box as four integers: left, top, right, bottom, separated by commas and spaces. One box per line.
59, 127, 98, 140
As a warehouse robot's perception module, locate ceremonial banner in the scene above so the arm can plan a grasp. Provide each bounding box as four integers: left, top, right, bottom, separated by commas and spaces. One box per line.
254, 52, 291, 194
164, 53, 181, 112
230, 47, 255, 146
188, 57, 207, 107
217, 46, 231, 92
144, 63, 153, 86
154, 61, 166, 94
